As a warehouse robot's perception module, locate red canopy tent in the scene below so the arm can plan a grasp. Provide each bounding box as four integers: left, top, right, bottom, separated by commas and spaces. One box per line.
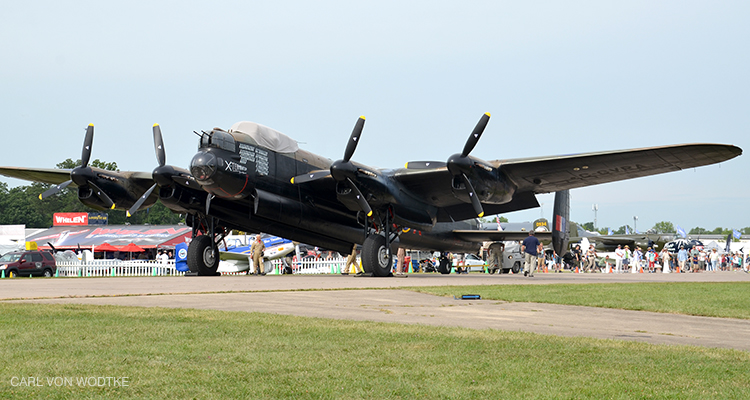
95, 242, 119, 252
119, 242, 146, 259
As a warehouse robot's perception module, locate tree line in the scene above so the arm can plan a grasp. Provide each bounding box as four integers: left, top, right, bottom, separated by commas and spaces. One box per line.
0, 159, 184, 228
578, 221, 750, 237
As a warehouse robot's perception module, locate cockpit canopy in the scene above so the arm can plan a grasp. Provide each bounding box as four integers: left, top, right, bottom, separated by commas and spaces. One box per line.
201, 129, 236, 152
229, 121, 299, 153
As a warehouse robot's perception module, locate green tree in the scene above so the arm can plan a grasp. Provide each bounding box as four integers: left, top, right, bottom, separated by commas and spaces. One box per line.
56, 158, 118, 171
614, 225, 633, 234
689, 227, 708, 235
651, 221, 675, 234
581, 222, 595, 231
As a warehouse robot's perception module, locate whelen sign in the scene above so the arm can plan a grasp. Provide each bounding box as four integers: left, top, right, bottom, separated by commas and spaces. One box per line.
53, 212, 89, 226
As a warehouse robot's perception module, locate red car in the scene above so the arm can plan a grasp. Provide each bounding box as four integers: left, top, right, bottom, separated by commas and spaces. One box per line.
0, 250, 57, 278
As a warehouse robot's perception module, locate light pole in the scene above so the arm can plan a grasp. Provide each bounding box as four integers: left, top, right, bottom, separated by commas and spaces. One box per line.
592, 204, 598, 230
633, 216, 638, 233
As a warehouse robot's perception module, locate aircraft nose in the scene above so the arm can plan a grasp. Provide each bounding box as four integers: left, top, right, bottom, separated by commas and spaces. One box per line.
190, 151, 217, 181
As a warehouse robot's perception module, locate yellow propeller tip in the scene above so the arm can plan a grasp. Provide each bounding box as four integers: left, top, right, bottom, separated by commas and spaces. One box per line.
153, 123, 159, 127
88, 123, 94, 126
367, 211, 373, 217
478, 212, 485, 218
38, 194, 42, 200
404, 162, 409, 169
126, 211, 131, 218
110, 204, 116, 210
484, 112, 491, 117
360, 115, 366, 120
290, 177, 295, 184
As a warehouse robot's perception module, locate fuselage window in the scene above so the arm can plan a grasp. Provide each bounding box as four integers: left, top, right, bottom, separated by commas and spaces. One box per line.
210, 130, 236, 152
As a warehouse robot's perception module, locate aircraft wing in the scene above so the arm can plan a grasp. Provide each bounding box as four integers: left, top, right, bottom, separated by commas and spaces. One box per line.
0, 167, 75, 186
0, 166, 157, 187
494, 143, 741, 193
391, 143, 739, 220
220, 250, 253, 261
452, 230, 552, 243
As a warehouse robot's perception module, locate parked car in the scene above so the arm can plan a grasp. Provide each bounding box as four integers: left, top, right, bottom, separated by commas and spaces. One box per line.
0, 250, 57, 277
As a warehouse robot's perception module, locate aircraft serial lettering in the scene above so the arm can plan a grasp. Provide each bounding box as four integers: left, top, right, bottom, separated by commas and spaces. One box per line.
224, 160, 248, 174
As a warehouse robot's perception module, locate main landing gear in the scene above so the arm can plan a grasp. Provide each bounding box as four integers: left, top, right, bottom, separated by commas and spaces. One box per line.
186, 214, 227, 276
360, 208, 399, 277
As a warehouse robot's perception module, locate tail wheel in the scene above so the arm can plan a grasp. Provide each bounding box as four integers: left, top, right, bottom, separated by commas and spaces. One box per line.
362, 234, 392, 277
188, 235, 219, 276
438, 257, 452, 274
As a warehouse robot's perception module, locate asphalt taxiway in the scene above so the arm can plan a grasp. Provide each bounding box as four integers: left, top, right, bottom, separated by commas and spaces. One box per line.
2, 272, 749, 351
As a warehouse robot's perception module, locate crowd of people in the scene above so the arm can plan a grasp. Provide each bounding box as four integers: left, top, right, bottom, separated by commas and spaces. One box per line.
527, 240, 750, 275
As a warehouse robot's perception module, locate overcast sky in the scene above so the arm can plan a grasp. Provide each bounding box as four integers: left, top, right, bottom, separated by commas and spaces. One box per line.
1, 1, 748, 232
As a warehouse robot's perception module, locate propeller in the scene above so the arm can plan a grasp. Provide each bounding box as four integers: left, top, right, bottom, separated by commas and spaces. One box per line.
290, 116, 372, 217
39, 124, 116, 209
127, 124, 167, 217
405, 113, 492, 217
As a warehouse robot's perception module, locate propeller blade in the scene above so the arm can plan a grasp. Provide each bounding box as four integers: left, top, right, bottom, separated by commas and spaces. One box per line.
343, 116, 365, 163
153, 124, 166, 167
404, 161, 447, 170
87, 181, 115, 210
461, 112, 490, 158
346, 178, 372, 217
460, 174, 484, 218
126, 183, 157, 217
39, 180, 73, 200
290, 170, 331, 184
81, 124, 94, 167
206, 193, 214, 215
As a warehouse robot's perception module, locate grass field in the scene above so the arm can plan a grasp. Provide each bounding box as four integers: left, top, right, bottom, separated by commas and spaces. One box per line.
1, 301, 749, 399
410, 282, 750, 319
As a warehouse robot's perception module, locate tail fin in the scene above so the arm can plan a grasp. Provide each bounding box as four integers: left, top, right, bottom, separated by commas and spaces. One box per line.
552, 190, 570, 256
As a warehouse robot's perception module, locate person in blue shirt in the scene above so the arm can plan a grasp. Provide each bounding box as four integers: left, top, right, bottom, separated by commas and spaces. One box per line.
677, 246, 688, 273
521, 231, 540, 277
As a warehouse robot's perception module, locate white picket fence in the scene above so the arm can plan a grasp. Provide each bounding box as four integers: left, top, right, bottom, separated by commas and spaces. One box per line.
53, 257, 354, 277
55, 260, 184, 277
292, 257, 350, 274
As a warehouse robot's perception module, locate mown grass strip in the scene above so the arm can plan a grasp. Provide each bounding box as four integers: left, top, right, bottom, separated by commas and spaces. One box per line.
1, 303, 748, 399
409, 282, 750, 319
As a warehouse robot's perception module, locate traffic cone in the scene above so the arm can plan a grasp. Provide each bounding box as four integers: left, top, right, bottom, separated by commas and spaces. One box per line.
55, 269, 59, 278
111, 268, 115, 277
1, 270, 4, 279
78, 268, 82, 277
575, 266, 579, 273
152, 267, 157, 276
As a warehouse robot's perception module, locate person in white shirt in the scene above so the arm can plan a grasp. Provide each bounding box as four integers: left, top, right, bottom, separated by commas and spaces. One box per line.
614, 245, 625, 273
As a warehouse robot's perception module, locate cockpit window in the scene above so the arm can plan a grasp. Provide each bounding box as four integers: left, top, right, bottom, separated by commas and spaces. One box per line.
199, 130, 236, 152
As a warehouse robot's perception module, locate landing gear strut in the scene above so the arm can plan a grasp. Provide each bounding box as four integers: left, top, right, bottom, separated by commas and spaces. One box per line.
186, 214, 227, 276
360, 207, 398, 277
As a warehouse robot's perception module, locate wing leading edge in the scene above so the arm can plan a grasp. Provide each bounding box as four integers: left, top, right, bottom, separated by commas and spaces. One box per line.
496, 143, 741, 193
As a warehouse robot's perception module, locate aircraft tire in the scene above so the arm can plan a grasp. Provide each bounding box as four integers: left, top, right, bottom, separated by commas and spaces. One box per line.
188, 235, 219, 276
438, 257, 451, 274
362, 234, 392, 277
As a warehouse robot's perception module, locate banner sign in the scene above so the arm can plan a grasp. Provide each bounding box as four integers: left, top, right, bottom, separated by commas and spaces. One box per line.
87, 212, 109, 225
53, 212, 88, 226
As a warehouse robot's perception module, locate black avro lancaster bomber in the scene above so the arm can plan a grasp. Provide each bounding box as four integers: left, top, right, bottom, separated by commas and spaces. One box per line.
0, 114, 742, 276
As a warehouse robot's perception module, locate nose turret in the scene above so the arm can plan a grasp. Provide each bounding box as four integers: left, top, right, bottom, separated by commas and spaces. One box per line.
190, 151, 217, 182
